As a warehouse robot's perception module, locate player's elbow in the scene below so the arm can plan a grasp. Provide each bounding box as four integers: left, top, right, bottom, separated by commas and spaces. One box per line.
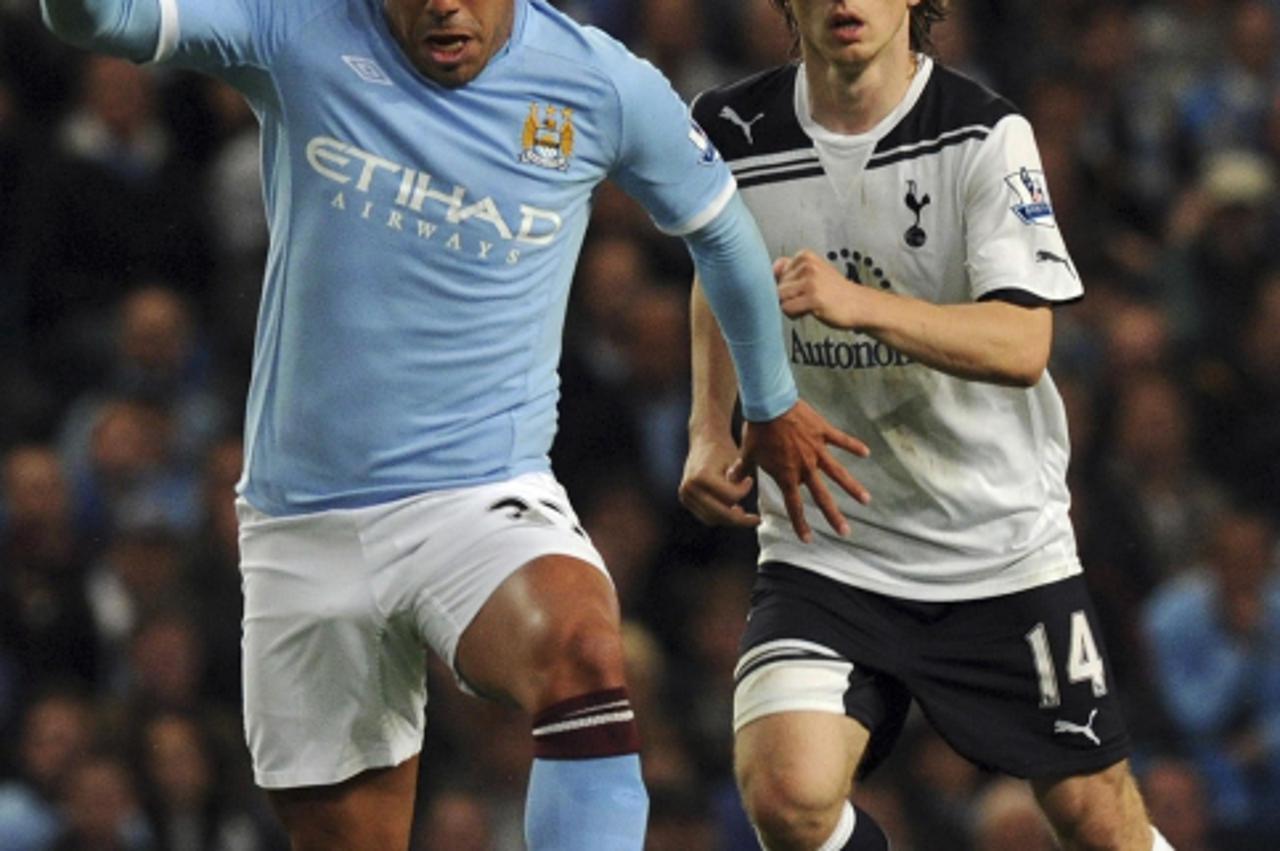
999, 306, 1052, 387
41, 0, 157, 59
998, 342, 1049, 389
1006, 347, 1049, 388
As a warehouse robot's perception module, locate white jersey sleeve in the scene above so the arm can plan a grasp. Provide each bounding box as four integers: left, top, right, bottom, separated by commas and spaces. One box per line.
962, 115, 1083, 304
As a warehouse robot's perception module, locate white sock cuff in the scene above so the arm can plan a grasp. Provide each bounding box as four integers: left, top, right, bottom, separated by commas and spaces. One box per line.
816, 801, 856, 851
1150, 826, 1175, 851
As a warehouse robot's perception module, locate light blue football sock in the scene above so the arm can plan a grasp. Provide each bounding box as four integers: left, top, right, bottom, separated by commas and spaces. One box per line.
524, 755, 648, 851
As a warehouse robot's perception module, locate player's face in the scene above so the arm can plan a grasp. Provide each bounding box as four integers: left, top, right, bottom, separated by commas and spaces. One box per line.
385, 0, 515, 87
787, 0, 917, 71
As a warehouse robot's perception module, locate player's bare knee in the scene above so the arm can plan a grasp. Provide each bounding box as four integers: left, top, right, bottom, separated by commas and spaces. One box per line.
534, 615, 625, 705
749, 795, 842, 851
740, 763, 845, 851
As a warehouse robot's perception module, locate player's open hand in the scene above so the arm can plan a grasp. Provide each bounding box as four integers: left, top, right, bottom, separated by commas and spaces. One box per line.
775, 250, 866, 330
740, 400, 871, 542
679, 431, 761, 529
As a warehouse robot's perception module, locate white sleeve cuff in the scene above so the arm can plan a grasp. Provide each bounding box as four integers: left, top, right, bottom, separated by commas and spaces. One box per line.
151, 0, 180, 62
658, 176, 736, 237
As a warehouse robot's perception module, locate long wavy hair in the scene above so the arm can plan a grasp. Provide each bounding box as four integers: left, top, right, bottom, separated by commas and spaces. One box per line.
768, 0, 949, 56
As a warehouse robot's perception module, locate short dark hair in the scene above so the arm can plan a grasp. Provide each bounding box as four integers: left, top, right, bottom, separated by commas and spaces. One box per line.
768, 0, 949, 56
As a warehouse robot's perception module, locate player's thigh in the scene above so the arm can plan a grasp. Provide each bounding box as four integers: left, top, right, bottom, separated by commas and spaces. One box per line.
268, 755, 420, 851
410, 473, 618, 709
731, 563, 913, 812
455, 551, 623, 709
733, 563, 913, 780
1032, 759, 1152, 850
736, 711, 868, 815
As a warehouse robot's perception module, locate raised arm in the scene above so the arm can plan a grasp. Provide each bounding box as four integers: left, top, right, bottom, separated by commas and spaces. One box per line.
42, 0, 161, 60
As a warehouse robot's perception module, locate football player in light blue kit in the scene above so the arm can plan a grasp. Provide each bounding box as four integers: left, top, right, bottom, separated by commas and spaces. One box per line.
42, 0, 873, 848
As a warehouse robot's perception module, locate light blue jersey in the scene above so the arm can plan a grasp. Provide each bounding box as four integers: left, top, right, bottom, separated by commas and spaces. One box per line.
144, 0, 740, 514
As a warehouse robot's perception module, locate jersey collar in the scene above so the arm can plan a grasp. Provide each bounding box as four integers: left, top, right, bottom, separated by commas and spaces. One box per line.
794, 54, 934, 148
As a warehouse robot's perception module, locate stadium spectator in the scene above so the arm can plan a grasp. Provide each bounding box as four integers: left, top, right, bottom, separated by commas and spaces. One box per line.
66, 396, 201, 543
1196, 272, 1280, 518
0, 445, 98, 697
1175, 0, 1280, 166
630, 0, 736, 100
84, 524, 188, 694
0, 687, 94, 851
58, 285, 229, 481
1157, 148, 1278, 352
50, 752, 153, 850
1141, 756, 1221, 851
1101, 372, 1226, 581
1142, 507, 1280, 847
133, 711, 279, 851
10, 56, 209, 401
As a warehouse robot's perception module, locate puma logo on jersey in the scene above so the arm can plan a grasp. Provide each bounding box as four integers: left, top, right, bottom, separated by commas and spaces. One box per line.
719, 106, 765, 145
1035, 249, 1076, 278
1054, 709, 1100, 746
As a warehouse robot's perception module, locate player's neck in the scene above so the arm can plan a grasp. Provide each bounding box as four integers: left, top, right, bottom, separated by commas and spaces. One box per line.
802, 47, 918, 136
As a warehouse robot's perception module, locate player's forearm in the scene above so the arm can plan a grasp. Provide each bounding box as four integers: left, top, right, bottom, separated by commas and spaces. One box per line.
688, 278, 740, 440
42, 0, 160, 60
857, 291, 1051, 388
685, 194, 797, 421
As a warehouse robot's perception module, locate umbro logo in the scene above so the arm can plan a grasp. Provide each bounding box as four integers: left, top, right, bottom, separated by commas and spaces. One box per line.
719, 106, 765, 145
342, 55, 393, 86
1054, 709, 1100, 746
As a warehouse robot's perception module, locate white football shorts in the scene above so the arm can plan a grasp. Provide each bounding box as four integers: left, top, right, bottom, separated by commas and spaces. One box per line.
236, 472, 608, 789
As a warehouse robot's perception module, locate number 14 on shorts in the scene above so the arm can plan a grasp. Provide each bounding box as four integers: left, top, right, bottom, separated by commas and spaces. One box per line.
1025, 610, 1108, 709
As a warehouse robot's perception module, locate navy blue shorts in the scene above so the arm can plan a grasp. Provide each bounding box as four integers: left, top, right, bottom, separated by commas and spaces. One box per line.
734, 562, 1132, 779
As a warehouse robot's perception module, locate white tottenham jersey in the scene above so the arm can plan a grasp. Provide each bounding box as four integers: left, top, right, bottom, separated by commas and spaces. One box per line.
693, 57, 1085, 601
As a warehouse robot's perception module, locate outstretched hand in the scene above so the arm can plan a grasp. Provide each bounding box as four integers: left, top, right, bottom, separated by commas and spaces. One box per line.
739, 400, 871, 542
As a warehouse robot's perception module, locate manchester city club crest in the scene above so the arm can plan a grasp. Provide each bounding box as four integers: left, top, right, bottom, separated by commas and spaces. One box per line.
1005, 166, 1056, 227
520, 103, 575, 171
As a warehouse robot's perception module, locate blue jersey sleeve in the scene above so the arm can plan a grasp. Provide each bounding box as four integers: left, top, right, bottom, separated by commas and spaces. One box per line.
686, 195, 797, 421
150, 0, 299, 73
42, 0, 160, 60
607, 51, 735, 235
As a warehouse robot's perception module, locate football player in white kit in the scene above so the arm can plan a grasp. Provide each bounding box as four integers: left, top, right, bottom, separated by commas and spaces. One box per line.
41, 0, 873, 848
680, 1, 1175, 850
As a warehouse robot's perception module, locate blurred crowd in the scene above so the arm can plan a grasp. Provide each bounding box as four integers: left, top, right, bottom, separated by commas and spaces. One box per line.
3, 0, 1280, 849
